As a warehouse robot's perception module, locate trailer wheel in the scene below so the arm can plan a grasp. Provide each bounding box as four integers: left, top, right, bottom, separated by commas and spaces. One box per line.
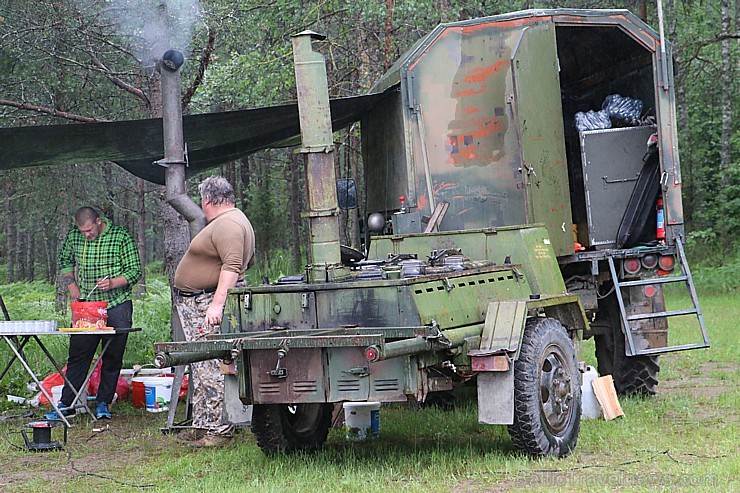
251, 403, 333, 454
594, 295, 660, 396
507, 317, 581, 458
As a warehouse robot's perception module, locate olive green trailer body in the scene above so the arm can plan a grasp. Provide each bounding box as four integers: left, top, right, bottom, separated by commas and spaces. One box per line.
154, 9, 708, 459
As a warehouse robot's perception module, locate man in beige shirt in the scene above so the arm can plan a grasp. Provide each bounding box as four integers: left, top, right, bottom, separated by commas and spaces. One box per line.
173, 176, 255, 447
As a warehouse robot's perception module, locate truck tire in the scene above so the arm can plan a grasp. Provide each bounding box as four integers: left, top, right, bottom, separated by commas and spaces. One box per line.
594, 295, 660, 396
507, 317, 581, 458
251, 403, 333, 454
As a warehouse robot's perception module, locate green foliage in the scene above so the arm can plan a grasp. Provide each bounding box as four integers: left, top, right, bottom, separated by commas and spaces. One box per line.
127, 277, 173, 367
246, 247, 301, 285
684, 260, 740, 295
145, 260, 166, 277
685, 163, 740, 259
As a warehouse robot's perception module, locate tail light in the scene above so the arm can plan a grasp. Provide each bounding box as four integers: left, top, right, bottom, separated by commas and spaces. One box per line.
658, 255, 675, 271
641, 254, 658, 269
623, 258, 641, 275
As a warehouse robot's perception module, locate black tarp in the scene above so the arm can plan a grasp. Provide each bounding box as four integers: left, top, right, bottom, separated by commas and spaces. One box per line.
0, 88, 394, 184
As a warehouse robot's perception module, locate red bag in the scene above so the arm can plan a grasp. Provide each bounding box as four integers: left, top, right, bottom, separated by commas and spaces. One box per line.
36, 367, 67, 406
37, 358, 130, 405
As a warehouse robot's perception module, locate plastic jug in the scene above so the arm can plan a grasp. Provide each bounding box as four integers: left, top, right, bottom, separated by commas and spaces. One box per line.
581, 366, 602, 419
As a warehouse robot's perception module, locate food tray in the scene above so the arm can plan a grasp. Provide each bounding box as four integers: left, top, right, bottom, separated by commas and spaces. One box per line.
0, 320, 58, 334
58, 327, 115, 334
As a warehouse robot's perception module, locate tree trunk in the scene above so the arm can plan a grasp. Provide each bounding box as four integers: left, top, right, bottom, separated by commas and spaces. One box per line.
15, 216, 26, 281
223, 161, 237, 189
384, 0, 395, 70
719, 0, 732, 186
3, 178, 15, 283
26, 232, 35, 282
55, 216, 68, 313
137, 177, 147, 294
638, 0, 648, 22
43, 225, 54, 284
239, 157, 251, 210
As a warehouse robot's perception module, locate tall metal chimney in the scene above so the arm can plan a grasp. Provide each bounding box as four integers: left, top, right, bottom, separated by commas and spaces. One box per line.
291, 32, 349, 283
158, 49, 206, 238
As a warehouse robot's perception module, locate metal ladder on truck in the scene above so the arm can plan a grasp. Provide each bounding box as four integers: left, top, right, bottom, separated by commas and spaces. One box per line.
607, 238, 710, 356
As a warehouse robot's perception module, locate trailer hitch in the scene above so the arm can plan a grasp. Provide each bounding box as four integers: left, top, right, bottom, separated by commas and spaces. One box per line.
268, 339, 290, 378
425, 320, 452, 347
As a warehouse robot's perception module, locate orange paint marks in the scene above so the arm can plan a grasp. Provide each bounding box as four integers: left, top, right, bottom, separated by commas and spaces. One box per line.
434, 182, 457, 194
455, 88, 484, 98
454, 60, 508, 98
463, 106, 481, 114
465, 60, 508, 83
466, 117, 503, 138
417, 193, 428, 212
459, 17, 535, 34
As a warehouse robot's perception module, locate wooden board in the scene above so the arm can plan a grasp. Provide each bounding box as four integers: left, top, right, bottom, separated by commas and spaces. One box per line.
592, 375, 625, 420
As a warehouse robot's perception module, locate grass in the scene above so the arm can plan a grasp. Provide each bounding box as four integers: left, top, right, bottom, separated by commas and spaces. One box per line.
0, 289, 737, 492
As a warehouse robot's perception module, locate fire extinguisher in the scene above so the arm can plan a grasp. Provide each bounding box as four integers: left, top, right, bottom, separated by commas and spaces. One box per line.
656, 196, 665, 242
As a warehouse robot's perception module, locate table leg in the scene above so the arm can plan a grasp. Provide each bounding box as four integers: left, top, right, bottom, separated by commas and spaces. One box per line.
0, 335, 32, 381
1, 335, 72, 428
32, 335, 95, 419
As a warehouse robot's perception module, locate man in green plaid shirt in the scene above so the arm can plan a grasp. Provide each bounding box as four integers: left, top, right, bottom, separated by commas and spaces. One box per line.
46, 206, 142, 421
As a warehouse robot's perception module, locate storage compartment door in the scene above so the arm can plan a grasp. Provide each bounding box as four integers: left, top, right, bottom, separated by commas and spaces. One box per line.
579, 126, 656, 249
510, 23, 573, 256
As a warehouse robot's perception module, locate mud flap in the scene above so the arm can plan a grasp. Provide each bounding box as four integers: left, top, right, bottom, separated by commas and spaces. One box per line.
224, 374, 252, 426
473, 301, 525, 424
477, 367, 515, 424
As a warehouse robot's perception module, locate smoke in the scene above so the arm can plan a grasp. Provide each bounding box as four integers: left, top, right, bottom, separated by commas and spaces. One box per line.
79, 0, 203, 65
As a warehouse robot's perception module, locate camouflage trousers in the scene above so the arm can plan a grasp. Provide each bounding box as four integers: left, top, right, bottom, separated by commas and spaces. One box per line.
174, 292, 235, 437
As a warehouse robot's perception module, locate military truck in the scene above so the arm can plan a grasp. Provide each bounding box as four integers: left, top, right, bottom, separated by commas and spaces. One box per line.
154, 9, 709, 458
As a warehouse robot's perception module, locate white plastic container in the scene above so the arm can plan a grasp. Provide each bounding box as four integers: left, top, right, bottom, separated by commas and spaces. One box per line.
343, 402, 381, 441
0, 320, 57, 334
119, 368, 173, 386
135, 376, 174, 413
581, 365, 602, 419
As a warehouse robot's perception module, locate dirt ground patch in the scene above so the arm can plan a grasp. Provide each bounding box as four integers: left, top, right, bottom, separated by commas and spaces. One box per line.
661, 361, 739, 400
0, 411, 182, 490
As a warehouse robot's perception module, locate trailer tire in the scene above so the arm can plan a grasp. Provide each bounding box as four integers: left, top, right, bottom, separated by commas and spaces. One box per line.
251, 403, 333, 454
594, 295, 660, 396
507, 317, 581, 458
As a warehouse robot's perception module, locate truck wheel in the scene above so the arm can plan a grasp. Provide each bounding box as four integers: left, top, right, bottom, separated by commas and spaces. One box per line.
251, 403, 333, 454
507, 318, 581, 458
594, 295, 660, 396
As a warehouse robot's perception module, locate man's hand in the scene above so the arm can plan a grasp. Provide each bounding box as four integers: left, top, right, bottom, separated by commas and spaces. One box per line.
204, 270, 239, 328
97, 276, 113, 292
69, 283, 81, 301
205, 301, 225, 327
62, 273, 80, 300
97, 276, 127, 292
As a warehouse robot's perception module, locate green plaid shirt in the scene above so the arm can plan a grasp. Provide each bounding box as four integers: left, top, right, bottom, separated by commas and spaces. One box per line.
58, 217, 142, 308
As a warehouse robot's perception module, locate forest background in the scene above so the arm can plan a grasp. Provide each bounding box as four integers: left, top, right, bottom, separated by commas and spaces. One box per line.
0, 0, 737, 297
